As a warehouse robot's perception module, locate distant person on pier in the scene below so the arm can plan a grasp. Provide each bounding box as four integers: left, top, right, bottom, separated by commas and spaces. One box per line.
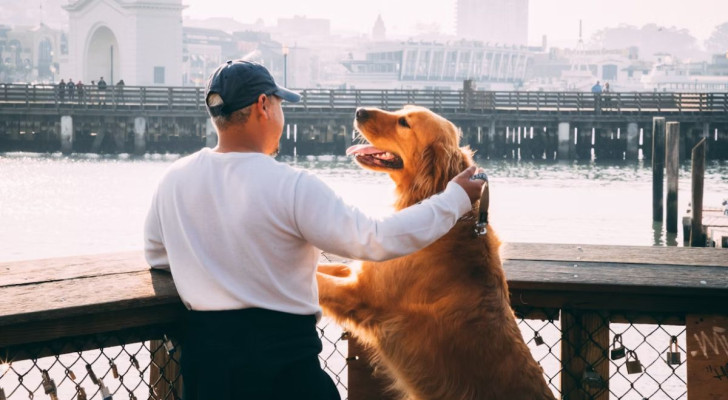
603, 82, 610, 93
76, 81, 84, 102
591, 80, 603, 93
57, 79, 65, 102
116, 79, 125, 103
67, 79, 75, 101
97, 77, 107, 105
144, 59, 486, 400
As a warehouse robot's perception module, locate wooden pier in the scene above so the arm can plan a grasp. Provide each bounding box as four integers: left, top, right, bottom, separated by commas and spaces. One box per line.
1, 83, 728, 159
1, 244, 727, 399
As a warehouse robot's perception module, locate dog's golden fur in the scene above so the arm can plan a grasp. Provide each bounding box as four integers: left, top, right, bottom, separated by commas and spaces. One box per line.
317, 106, 555, 400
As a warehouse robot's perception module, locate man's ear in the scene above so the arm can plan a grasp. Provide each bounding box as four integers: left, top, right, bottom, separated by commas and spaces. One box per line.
255, 94, 269, 118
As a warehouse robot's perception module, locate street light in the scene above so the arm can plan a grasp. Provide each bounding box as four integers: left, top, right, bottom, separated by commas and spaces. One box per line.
282, 45, 289, 87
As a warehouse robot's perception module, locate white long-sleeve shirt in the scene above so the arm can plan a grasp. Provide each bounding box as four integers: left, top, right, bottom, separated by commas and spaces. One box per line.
144, 148, 471, 316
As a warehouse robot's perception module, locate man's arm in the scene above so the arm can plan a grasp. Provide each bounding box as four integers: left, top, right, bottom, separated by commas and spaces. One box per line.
143, 193, 170, 270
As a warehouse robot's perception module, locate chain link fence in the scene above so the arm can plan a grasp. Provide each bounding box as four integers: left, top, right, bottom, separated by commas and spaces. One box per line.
0, 310, 688, 400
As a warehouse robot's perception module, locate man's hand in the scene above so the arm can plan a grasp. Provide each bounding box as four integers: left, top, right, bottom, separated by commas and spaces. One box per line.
452, 165, 487, 204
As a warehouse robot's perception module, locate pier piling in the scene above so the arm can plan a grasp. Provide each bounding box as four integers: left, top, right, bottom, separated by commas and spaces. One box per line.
690, 138, 707, 247
652, 117, 666, 222
666, 122, 680, 234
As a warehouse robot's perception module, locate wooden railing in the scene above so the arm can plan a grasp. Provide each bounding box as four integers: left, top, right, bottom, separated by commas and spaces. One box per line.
1, 244, 727, 399
1, 83, 727, 114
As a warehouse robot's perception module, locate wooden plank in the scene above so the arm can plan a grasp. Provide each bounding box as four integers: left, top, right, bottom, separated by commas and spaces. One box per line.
686, 314, 728, 399
501, 243, 728, 267
504, 259, 728, 293
0, 303, 186, 349
0, 251, 147, 287
0, 269, 179, 325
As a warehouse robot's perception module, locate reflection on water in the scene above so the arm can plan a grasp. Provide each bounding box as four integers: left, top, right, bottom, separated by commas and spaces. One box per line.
1, 152, 727, 262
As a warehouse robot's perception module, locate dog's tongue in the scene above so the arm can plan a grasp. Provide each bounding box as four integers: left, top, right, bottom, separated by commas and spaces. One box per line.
346, 144, 384, 156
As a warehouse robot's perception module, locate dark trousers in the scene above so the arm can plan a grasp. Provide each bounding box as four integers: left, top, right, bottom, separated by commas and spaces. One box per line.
181, 308, 340, 400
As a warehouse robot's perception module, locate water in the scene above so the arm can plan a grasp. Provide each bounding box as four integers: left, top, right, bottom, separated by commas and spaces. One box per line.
1, 152, 726, 399
1, 152, 727, 262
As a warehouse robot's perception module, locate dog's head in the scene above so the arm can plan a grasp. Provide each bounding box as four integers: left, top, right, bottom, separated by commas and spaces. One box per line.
347, 106, 473, 209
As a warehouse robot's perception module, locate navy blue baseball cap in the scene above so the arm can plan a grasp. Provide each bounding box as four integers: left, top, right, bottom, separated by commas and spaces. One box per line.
205, 60, 301, 116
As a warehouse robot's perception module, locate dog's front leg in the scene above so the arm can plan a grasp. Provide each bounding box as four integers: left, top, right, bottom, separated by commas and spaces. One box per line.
317, 263, 353, 277
316, 264, 366, 324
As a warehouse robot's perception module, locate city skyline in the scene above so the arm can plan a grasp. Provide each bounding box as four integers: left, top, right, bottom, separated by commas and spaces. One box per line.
181, 0, 728, 46
2, 0, 727, 48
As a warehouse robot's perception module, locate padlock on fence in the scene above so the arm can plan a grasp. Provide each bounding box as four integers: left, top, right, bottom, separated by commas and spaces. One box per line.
666, 335, 681, 366
85, 363, 99, 385
66, 368, 76, 381
99, 380, 113, 400
581, 366, 605, 389
41, 369, 59, 400
76, 386, 88, 400
163, 334, 176, 355
110, 361, 119, 379
534, 331, 545, 346
610, 334, 626, 360
0, 387, 6, 400
626, 350, 643, 374
130, 355, 140, 370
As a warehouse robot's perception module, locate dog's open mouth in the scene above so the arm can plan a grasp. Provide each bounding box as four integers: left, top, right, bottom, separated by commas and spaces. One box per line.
346, 144, 403, 169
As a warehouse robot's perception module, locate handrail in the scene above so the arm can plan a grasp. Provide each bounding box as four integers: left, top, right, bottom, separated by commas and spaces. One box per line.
1, 244, 727, 399
1, 83, 727, 114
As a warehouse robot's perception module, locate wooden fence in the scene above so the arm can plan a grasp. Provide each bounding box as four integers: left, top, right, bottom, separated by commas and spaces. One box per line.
1, 83, 728, 114
1, 244, 727, 399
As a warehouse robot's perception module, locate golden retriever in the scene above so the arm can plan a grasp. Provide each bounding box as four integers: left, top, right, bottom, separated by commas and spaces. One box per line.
316, 106, 555, 400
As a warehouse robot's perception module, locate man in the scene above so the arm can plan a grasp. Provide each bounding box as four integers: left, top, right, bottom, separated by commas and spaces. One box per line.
591, 80, 603, 93
97, 77, 107, 104
144, 60, 485, 400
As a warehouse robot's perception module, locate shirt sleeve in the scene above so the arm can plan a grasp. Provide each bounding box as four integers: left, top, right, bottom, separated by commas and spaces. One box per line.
292, 172, 472, 261
144, 191, 170, 270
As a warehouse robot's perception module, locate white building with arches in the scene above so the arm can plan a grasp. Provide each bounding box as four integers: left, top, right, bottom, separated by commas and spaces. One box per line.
61, 0, 184, 86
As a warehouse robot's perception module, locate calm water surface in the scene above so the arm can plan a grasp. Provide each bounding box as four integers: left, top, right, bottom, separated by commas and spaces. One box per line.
1, 152, 727, 262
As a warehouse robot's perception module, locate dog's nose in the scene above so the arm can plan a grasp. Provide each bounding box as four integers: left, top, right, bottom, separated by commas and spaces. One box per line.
355, 108, 369, 122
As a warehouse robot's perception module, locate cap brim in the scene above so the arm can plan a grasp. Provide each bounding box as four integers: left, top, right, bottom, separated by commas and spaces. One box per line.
273, 86, 301, 103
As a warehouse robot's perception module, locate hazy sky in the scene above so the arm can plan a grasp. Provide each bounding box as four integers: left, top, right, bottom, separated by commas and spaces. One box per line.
183, 0, 728, 46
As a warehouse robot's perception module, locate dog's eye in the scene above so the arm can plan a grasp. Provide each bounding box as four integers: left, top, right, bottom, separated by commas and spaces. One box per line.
398, 117, 410, 128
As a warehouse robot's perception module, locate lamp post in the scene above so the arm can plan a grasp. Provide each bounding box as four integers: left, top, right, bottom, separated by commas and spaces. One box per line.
282, 45, 289, 87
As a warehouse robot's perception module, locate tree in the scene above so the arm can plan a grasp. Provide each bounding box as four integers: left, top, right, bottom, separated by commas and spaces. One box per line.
590, 24, 705, 62
705, 22, 728, 56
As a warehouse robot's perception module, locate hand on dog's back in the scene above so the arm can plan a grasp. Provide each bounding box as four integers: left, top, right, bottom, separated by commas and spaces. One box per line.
452, 165, 486, 203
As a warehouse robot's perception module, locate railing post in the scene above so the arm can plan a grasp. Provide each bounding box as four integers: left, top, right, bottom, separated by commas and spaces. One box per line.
149, 338, 184, 400
561, 310, 610, 400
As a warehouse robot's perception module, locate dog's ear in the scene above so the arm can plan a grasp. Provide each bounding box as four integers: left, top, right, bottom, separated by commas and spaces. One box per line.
410, 141, 470, 205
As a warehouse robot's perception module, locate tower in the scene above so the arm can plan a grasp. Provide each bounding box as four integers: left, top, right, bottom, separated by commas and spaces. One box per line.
372, 14, 386, 42
62, 0, 184, 85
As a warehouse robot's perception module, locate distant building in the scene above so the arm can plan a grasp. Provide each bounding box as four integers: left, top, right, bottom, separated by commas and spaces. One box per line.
0, 24, 67, 83
456, 0, 528, 47
62, 0, 184, 86
372, 15, 386, 42
339, 40, 533, 90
